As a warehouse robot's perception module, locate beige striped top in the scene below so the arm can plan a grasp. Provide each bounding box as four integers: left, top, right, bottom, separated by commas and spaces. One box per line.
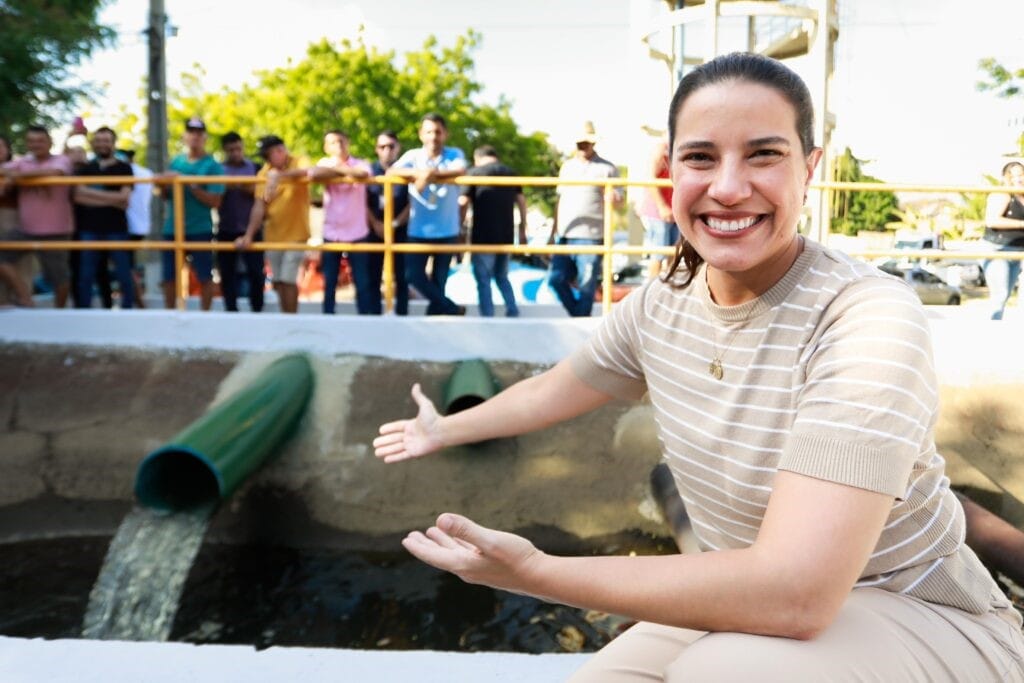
571, 238, 1013, 617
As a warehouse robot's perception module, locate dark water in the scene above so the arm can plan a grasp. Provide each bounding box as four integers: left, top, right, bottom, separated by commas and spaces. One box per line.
0, 536, 110, 638
1, 535, 670, 652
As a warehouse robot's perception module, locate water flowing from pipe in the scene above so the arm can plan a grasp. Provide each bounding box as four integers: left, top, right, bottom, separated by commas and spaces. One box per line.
81, 503, 215, 641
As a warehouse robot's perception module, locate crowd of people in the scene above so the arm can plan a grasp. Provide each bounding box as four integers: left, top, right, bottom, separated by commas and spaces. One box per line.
0, 111, 661, 317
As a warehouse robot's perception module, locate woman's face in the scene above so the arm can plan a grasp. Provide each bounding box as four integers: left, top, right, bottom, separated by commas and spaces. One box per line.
670, 80, 821, 294
1005, 164, 1024, 188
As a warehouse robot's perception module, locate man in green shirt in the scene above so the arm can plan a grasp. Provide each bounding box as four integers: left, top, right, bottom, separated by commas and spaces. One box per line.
157, 117, 224, 310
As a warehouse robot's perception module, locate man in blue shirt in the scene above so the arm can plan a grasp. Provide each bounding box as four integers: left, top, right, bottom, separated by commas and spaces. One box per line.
157, 117, 224, 310
387, 113, 467, 315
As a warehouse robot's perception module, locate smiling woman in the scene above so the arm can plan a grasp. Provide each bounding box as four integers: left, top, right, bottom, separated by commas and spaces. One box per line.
373, 53, 1024, 682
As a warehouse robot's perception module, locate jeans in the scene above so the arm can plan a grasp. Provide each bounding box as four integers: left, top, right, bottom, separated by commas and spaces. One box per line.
368, 231, 409, 315
471, 252, 518, 317
76, 231, 134, 309
982, 241, 1023, 320
322, 236, 381, 315
405, 236, 461, 315
215, 239, 264, 312
640, 216, 680, 261
549, 237, 602, 317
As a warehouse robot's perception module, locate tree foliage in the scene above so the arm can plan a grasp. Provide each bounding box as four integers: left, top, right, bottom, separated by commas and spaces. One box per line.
976, 58, 1024, 155
830, 147, 900, 236
131, 31, 560, 208
0, 0, 115, 135
977, 58, 1024, 99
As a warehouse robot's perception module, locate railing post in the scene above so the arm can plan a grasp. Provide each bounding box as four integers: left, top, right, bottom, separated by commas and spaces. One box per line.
382, 176, 394, 314
602, 179, 615, 316
172, 178, 186, 311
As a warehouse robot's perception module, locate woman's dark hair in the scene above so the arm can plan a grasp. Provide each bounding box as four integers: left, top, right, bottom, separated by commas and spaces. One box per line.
662, 52, 817, 288
1002, 161, 1024, 177
0, 134, 11, 163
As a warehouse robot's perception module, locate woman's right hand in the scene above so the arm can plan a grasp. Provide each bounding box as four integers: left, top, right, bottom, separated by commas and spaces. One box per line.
373, 383, 446, 463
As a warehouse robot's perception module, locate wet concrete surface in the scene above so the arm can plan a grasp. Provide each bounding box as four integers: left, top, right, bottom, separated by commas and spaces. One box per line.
1, 335, 1022, 552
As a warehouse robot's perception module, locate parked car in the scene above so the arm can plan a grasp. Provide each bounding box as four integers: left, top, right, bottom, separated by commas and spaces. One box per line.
931, 260, 986, 288
878, 262, 962, 305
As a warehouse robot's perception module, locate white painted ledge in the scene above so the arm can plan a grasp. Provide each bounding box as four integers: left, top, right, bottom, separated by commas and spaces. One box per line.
0, 636, 590, 683
2, 307, 1023, 385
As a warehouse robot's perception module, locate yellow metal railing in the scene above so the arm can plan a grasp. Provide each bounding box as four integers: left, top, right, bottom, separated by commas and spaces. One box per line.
1, 175, 1021, 313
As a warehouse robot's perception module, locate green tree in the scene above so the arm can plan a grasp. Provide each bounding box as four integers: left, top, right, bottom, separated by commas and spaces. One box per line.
142, 32, 559, 210
977, 58, 1024, 99
977, 58, 1024, 154
830, 147, 900, 236
0, 0, 115, 135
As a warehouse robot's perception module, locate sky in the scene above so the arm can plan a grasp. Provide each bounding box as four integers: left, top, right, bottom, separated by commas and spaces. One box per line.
70, 0, 1024, 187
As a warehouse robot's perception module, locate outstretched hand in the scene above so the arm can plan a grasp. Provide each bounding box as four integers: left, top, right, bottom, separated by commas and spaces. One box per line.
403, 512, 543, 595
373, 383, 446, 463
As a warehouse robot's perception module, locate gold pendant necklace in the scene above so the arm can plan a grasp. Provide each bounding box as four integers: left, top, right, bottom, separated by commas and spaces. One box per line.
705, 272, 756, 382
708, 324, 742, 381
704, 236, 801, 380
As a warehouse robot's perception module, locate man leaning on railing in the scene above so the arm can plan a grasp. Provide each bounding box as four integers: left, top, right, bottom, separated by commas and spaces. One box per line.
155, 117, 224, 311
0, 125, 74, 308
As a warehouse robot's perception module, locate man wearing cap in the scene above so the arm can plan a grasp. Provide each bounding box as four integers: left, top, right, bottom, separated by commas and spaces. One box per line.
548, 121, 622, 317
157, 116, 224, 310
235, 135, 310, 314
387, 113, 467, 316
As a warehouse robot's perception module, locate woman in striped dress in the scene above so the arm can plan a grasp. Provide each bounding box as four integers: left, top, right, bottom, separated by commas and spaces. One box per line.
374, 53, 1024, 681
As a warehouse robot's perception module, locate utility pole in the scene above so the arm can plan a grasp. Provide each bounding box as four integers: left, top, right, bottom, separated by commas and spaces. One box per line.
147, 0, 168, 234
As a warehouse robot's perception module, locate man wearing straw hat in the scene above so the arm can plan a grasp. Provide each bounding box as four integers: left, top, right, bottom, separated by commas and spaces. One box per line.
548, 121, 622, 317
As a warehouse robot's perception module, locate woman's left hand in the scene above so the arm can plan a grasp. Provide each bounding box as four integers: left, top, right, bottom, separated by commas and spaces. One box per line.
403, 513, 544, 595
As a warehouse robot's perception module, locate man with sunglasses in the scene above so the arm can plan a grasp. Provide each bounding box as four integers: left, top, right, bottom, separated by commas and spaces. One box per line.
366, 130, 410, 315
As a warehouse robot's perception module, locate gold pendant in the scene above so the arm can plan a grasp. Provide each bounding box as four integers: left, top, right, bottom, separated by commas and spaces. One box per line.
709, 358, 724, 380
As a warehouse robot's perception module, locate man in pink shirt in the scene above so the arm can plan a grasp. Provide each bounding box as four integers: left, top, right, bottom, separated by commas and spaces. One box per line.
308, 130, 375, 314
0, 125, 74, 307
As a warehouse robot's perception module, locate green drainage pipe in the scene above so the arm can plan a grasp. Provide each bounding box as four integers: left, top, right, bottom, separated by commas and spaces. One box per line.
135, 353, 314, 512
443, 358, 501, 415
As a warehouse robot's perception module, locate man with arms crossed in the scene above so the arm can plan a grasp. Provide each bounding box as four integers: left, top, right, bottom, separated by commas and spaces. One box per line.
73, 126, 134, 308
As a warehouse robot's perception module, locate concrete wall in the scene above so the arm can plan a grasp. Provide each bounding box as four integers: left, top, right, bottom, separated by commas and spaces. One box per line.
2, 309, 1022, 549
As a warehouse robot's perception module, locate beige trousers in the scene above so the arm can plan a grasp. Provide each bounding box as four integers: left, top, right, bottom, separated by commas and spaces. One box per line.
568, 588, 1024, 682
